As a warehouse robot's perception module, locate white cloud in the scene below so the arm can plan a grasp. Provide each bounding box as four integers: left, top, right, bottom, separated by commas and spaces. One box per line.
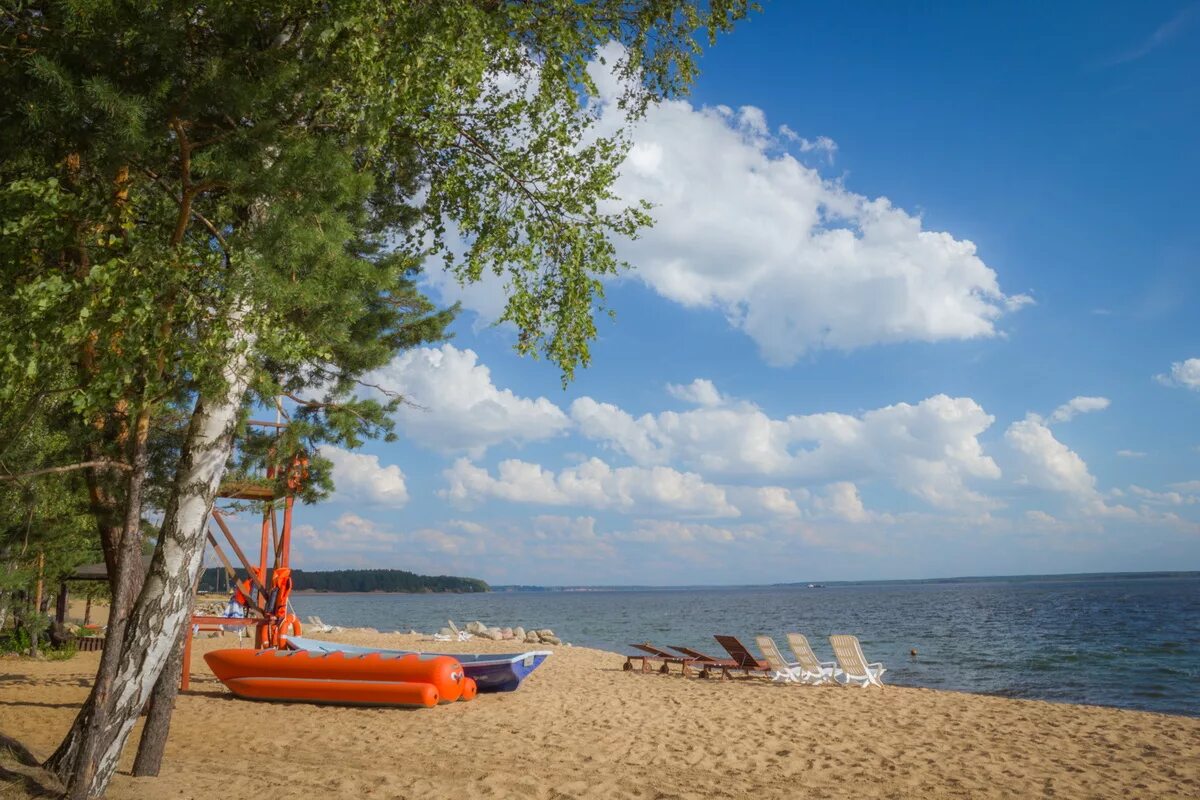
319, 446, 409, 507
1156, 358, 1200, 390
1005, 414, 1100, 499
1169, 480, 1200, 492
815, 482, 872, 523
665, 378, 724, 407
292, 513, 398, 555
427, 45, 1029, 366
586, 46, 1030, 365
1116, 449, 1147, 458
441, 457, 740, 518
1129, 485, 1196, 506
362, 344, 570, 456
615, 519, 760, 545
1004, 414, 1133, 518
571, 389, 1000, 509
1049, 396, 1110, 423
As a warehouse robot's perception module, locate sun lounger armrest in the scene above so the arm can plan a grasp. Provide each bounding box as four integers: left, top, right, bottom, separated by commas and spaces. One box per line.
867, 662, 885, 670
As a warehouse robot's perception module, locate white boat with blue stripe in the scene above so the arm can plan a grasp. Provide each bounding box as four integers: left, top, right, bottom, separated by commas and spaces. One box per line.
285, 636, 551, 693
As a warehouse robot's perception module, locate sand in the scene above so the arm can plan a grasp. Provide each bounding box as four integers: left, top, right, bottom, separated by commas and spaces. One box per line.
1, 630, 1197, 799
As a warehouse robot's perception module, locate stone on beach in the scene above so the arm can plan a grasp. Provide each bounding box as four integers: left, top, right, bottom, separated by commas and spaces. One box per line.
513, 626, 526, 641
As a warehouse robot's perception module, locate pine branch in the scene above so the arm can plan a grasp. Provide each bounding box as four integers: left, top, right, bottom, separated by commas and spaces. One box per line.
0, 460, 133, 482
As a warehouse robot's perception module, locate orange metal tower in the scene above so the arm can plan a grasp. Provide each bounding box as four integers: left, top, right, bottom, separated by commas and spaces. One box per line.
181, 422, 308, 690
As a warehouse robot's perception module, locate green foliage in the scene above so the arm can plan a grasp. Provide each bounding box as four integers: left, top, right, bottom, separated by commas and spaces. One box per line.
198, 566, 488, 594
0, 0, 755, 537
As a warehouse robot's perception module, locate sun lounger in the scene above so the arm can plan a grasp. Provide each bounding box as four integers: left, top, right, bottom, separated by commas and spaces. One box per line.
786, 633, 839, 685
713, 634, 772, 676
668, 646, 740, 678
829, 634, 887, 687
754, 636, 806, 683
624, 643, 699, 675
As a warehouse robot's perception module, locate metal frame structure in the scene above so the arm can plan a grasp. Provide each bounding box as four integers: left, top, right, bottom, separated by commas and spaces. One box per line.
181, 421, 307, 690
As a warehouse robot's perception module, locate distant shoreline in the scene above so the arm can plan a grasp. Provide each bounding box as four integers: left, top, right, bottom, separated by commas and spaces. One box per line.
287, 570, 1200, 596
291, 589, 484, 596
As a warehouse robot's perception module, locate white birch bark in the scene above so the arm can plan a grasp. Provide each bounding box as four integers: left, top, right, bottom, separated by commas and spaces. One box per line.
71, 300, 256, 800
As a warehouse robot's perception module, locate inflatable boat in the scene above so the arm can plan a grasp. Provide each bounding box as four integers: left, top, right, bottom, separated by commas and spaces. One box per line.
204, 648, 476, 707
285, 636, 550, 693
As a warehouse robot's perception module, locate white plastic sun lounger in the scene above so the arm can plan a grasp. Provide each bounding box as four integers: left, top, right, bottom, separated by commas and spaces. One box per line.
754, 636, 806, 683
828, 634, 886, 687
785, 632, 839, 685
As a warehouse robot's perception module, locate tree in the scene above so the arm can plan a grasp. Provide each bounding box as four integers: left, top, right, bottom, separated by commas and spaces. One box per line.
0, 2, 754, 797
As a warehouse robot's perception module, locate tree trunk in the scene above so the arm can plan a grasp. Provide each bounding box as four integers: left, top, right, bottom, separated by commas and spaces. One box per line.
56, 302, 255, 800
29, 552, 44, 657
130, 622, 186, 777
45, 410, 154, 786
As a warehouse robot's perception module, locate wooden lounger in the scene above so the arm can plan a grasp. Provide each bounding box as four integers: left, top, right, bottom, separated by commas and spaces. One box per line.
669, 646, 739, 679
624, 642, 700, 675
712, 634, 773, 678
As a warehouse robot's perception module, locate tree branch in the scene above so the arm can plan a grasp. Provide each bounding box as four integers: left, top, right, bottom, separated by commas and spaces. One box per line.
0, 460, 133, 482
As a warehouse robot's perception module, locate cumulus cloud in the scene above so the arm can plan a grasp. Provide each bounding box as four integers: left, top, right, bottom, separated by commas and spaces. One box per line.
440, 457, 740, 518
814, 482, 873, 523
1129, 485, 1197, 506
665, 378, 724, 407
585, 46, 1030, 365
427, 45, 1029, 366
1005, 414, 1100, 499
571, 389, 1000, 509
1049, 396, 1110, 423
615, 519, 761, 544
362, 344, 570, 456
1156, 358, 1200, 390
319, 446, 409, 507
1004, 414, 1134, 519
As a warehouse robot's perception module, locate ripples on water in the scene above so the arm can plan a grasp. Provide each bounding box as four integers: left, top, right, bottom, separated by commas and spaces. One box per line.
291, 574, 1200, 716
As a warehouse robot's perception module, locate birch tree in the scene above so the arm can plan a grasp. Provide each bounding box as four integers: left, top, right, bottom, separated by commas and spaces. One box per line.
1, 2, 753, 797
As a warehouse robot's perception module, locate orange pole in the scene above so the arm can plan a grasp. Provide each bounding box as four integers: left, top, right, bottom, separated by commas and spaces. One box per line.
280, 495, 295, 569
258, 505, 270, 580
270, 506, 281, 569
210, 509, 269, 597
180, 622, 193, 691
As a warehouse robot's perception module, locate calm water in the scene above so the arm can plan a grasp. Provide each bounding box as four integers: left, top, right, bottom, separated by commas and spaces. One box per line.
290, 573, 1200, 716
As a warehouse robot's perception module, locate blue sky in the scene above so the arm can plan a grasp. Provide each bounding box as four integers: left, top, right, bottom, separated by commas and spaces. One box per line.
253, 2, 1199, 585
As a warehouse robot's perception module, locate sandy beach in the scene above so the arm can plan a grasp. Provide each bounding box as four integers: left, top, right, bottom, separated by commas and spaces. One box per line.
2, 629, 1198, 799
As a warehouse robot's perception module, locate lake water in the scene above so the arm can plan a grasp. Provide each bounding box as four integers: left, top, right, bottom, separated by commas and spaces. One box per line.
290, 573, 1200, 716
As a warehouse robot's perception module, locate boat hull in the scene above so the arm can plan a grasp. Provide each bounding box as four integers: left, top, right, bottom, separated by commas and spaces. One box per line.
286, 636, 551, 693
204, 648, 469, 706
225, 676, 440, 707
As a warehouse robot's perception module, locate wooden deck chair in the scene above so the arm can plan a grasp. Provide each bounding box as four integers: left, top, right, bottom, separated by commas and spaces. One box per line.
754, 636, 805, 683
828, 635, 887, 687
786, 633, 838, 685
713, 635, 772, 676
624, 642, 697, 675
669, 646, 739, 679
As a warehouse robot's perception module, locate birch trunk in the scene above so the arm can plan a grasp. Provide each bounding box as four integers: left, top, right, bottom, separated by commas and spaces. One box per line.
130, 622, 187, 777
56, 301, 255, 800
45, 428, 152, 781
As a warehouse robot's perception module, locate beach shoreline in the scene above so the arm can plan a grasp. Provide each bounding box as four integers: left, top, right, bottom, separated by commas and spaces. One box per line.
3, 629, 1197, 799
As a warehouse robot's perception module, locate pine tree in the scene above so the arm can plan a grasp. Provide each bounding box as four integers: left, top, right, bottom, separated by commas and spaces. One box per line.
0, 2, 753, 797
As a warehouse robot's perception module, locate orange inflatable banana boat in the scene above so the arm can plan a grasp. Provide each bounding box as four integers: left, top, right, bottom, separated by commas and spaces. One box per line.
204, 649, 469, 707
226, 676, 440, 707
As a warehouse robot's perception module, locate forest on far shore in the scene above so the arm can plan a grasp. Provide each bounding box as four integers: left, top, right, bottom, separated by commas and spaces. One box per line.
198, 567, 489, 594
